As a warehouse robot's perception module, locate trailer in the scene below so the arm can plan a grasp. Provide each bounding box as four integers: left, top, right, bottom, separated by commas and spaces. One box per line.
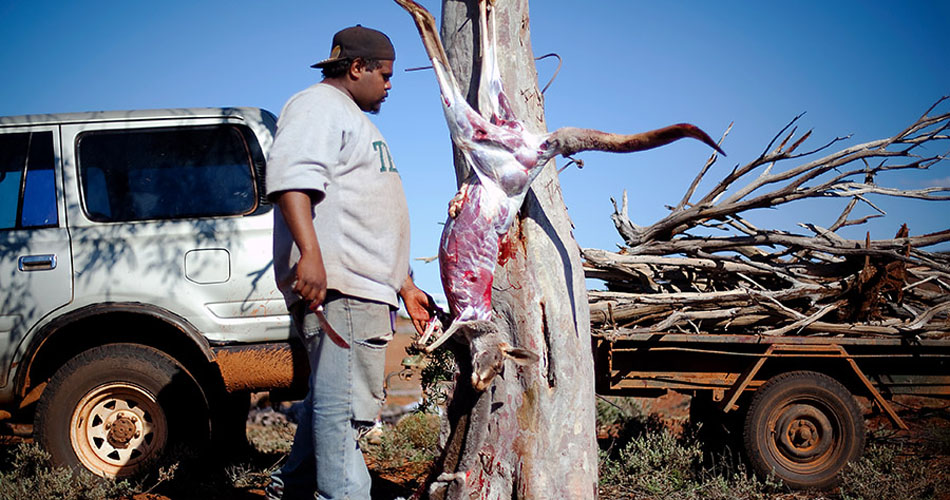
592, 329, 950, 489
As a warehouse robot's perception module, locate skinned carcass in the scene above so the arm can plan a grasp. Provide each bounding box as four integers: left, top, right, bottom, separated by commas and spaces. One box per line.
397, 0, 724, 390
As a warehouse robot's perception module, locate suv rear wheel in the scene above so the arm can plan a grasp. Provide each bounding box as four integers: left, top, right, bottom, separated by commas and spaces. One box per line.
34, 343, 210, 477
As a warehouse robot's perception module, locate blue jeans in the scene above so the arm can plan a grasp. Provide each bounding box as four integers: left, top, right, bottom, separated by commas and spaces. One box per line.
268, 292, 394, 500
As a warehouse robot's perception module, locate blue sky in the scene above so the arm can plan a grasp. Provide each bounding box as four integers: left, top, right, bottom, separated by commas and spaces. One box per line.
2, 1, 948, 300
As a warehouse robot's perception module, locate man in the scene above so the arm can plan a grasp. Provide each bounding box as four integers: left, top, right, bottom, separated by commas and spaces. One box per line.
265, 25, 433, 500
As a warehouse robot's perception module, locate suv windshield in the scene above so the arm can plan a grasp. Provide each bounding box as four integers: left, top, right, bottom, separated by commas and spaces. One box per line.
77, 125, 258, 222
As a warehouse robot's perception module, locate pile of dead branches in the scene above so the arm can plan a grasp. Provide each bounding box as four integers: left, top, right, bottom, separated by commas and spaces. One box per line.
584, 98, 950, 339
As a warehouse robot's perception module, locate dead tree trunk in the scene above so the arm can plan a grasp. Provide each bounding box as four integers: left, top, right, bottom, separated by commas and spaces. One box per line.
429, 1, 598, 498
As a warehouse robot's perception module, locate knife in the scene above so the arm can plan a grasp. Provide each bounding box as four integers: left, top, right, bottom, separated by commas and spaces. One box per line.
313, 305, 350, 349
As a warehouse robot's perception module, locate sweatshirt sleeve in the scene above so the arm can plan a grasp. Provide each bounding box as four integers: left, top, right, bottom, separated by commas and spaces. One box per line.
265, 87, 345, 203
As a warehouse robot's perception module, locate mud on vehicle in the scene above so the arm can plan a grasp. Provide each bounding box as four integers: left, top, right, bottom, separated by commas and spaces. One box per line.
0, 108, 307, 477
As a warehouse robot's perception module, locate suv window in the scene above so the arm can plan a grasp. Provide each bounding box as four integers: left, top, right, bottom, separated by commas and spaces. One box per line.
0, 131, 58, 230
77, 125, 260, 222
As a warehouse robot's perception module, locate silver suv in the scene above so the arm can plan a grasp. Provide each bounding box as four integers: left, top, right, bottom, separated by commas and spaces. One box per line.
0, 107, 304, 477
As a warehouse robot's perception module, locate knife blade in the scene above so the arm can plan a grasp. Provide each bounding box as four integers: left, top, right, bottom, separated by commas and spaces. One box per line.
314, 305, 350, 349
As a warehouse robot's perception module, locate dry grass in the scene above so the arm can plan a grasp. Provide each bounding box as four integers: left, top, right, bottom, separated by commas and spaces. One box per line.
1, 395, 946, 500
0, 443, 135, 500
361, 412, 441, 475
596, 396, 950, 500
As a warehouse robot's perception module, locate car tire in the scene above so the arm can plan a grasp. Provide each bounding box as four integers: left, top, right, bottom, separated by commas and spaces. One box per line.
743, 370, 865, 490
34, 343, 210, 478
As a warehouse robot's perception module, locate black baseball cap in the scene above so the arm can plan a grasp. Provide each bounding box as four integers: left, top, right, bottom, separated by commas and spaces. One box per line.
311, 25, 395, 68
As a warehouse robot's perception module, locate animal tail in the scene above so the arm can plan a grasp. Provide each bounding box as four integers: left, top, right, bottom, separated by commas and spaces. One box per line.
544, 123, 726, 159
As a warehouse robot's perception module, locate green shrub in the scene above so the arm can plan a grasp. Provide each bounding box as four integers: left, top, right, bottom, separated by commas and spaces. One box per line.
407, 344, 457, 413
597, 395, 644, 428
840, 443, 949, 500
395, 412, 440, 452
362, 412, 440, 472
596, 396, 668, 461
0, 443, 135, 500
597, 403, 782, 500
619, 429, 702, 488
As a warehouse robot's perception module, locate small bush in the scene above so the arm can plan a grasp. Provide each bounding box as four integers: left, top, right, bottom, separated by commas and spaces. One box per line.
408, 345, 457, 413
924, 425, 950, 456
616, 429, 702, 490
225, 461, 276, 490
839, 443, 949, 500
597, 395, 644, 427
362, 412, 440, 473
0, 443, 135, 500
600, 428, 699, 498
596, 400, 782, 500
395, 412, 440, 452
596, 396, 667, 461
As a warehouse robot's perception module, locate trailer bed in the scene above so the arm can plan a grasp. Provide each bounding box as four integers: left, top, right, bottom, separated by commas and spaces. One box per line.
593, 330, 950, 400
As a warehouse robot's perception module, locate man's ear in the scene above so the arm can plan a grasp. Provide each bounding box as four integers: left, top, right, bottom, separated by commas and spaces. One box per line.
347, 58, 364, 80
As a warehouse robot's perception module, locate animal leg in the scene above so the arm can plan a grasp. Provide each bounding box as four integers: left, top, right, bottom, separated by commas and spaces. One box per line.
393, 0, 451, 75
413, 314, 444, 350
419, 318, 468, 353
395, 0, 472, 115
476, 0, 516, 123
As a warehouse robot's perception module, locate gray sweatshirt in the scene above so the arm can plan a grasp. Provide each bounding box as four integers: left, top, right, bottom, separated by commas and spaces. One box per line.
267, 83, 410, 308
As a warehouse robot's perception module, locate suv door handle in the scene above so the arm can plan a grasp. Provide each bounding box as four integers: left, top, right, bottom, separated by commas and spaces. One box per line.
18, 254, 58, 271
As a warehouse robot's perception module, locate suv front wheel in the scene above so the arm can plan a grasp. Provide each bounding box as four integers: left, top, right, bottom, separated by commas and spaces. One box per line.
34, 343, 210, 478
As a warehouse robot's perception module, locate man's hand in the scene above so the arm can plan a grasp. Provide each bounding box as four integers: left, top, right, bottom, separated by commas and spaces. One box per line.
295, 249, 327, 308
399, 276, 434, 336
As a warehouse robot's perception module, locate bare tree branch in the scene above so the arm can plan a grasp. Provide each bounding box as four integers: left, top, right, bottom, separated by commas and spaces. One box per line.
587, 99, 950, 339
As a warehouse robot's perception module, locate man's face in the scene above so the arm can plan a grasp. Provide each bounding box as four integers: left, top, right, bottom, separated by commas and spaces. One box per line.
352, 60, 393, 114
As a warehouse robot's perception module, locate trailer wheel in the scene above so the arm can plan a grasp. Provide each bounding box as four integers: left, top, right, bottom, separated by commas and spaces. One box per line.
34, 344, 210, 478
744, 371, 864, 490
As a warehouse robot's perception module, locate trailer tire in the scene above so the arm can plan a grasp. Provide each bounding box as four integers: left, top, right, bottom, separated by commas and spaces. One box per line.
34, 344, 210, 478
744, 370, 864, 490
